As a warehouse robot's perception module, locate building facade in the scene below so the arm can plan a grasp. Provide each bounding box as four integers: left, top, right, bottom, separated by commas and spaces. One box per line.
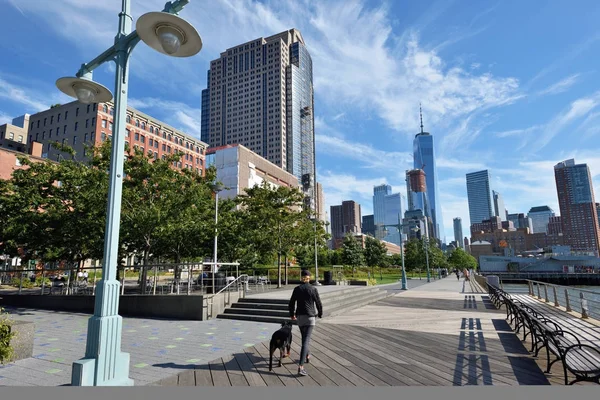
507, 213, 533, 232
527, 205, 555, 234
453, 217, 464, 249
362, 214, 375, 237
548, 216, 563, 235
382, 192, 406, 247
466, 170, 494, 226
25, 101, 207, 173
0, 116, 29, 154
204, 143, 299, 201
201, 29, 316, 207
330, 200, 362, 248
373, 184, 391, 239
554, 159, 600, 253
0, 142, 44, 180
413, 125, 444, 242
492, 190, 507, 221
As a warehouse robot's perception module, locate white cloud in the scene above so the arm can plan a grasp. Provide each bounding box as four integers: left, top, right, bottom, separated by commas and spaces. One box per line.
536, 74, 580, 96
0, 76, 70, 114
0, 112, 12, 125
436, 158, 487, 171
495, 125, 541, 138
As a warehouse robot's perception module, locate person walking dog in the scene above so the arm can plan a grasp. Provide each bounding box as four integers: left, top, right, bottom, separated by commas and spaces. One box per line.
289, 269, 323, 377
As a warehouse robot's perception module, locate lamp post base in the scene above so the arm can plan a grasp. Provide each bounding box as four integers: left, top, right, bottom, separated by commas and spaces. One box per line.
71, 312, 133, 386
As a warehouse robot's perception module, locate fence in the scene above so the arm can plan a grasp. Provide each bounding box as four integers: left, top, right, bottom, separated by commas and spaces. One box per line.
525, 279, 600, 321
0, 263, 276, 297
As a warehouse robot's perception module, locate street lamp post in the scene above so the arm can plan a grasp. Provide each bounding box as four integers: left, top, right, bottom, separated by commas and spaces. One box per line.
55, 0, 202, 386
210, 183, 224, 294
312, 218, 321, 286
383, 215, 408, 290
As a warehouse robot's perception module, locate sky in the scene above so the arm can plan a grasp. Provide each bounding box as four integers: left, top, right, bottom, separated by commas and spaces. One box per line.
2, 0, 600, 243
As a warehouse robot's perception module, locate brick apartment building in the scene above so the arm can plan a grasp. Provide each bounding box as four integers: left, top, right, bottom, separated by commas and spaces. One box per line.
24, 101, 208, 174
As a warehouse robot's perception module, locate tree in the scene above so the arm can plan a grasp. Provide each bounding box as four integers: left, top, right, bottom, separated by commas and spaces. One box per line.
447, 247, 477, 271
403, 239, 423, 271
364, 236, 387, 275
341, 233, 364, 269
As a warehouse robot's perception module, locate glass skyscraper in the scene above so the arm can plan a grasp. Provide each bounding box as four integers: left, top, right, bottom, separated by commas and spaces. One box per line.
383, 192, 406, 246
373, 184, 391, 238
453, 217, 464, 249
413, 125, 444, 242
466, 170, 494, 226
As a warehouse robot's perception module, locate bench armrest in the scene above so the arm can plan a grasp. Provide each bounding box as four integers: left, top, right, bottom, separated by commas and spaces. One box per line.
558, 330, 582, 345
563, 343, 600, 373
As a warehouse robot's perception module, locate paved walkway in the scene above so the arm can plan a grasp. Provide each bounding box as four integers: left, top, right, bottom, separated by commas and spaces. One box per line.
153, 277, 556, 386
0, 309, 275, 386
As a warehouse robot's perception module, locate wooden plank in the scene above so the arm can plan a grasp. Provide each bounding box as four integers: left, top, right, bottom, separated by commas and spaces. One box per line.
209, 358, 232, 387
194, 364, 214, 386
233, 350, 268, 387
359, 325, 548, 385
286, 338, 348, 386
320, 323, 447, 386
242, 347, 286, 387
256, 341, 321, 387
289, 330, 375, 386
221, 354, 249, 386
252, 341, 303, 387
306, 331, 393, 386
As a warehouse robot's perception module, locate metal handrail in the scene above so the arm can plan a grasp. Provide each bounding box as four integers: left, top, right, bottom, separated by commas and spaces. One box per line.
204, 274, 249, 319
524, 279, 600, 320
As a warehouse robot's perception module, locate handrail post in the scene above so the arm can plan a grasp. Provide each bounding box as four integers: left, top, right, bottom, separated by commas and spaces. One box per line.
536, 283, 541, 299
528, 281, 533, 296
580, 292, 589, 319
544, 285, 549, 302
553, 286, 559, 307
565, 289, 572, 312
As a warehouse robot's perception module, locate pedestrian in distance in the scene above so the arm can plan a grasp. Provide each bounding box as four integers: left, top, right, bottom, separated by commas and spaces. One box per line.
288, 269, 323, 377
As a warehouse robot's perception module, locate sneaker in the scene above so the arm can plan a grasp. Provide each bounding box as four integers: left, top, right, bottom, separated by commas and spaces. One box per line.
298, 368, 308, 376
305, 355, 310, 364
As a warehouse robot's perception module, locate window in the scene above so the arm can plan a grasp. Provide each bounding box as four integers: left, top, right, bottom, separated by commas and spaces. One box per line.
58, 113, 61, 122
162, 144, 166, 151
73, 136, 77, 145
102, 120, 107, 128
135, 132, 139, 140
74, 122, 78, 131
136, 120, 140, 127
36, 133, 39, 141
37, 120, 40, 128
87, 104, 90, 113
150, 126, 154, 133
92, 117, 95, 126
9, 132, 14, 140
168, 134, 172, 141
141, 122, 146, 130
42, 132, 45, 139
65, 111, 68, 120
141, 135, 145, 144
86, 119, 89, 128
50, 116, 54, 124
103, 105, 108, 113
110, 108, 114, 116
126, 129, 131, 137
44, 118, 47, 126
154, 141, 158, 149
93, 103, 97, 111
101, 133, 106, 141
76, 107, 79, 117
49, 129, 52, 138
149, 138, 154, 146
109, 122, 113, 132
85, 133, 88, 142
126, 115, 131, 123
18, 135, 23, 143
167, 146, 171, 153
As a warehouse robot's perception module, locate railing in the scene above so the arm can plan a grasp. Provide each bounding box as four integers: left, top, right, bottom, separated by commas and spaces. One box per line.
525, 279, 600, 320
205, 274, 249, 320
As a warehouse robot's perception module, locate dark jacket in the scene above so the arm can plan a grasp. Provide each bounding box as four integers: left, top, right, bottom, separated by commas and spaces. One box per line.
289, 282, 323, 318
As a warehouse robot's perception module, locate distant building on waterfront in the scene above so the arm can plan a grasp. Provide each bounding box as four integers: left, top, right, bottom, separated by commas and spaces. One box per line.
554, 159, 600, 254
466, 170, 494, 226
492, 190, 507, 221
507, 213, 533, 232
528, 206, 555, 234
330, 200, 362, 248
362, 214, 375, 237
453, 217, 464, 249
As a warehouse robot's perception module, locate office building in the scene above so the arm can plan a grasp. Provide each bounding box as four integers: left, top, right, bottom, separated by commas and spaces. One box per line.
362, 215, 375, 237
466, 170, 494, 225
548, 216, 563, 235
527, 206, 555, 234
413, 107, 444, 241
492, 190, 507, 221
507, 213, 533, 232
554, 159, 600, 253
383, 192, 406, 246
453, 218, 464, 249
373, 184, 391, 239
25, 101, 207, 173
204, 143, 299, 201
330, 200, 362, 248
201, 29, 316, 207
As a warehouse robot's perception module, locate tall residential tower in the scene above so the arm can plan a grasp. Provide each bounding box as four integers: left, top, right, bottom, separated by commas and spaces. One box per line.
466, 170, 494, 226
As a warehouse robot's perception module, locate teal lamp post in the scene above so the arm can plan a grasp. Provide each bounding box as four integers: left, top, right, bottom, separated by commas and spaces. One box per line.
383, 215, 408, 290
55, 0, 202, 386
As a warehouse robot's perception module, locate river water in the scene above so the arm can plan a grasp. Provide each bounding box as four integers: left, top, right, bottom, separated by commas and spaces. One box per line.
501, 283, 600, 320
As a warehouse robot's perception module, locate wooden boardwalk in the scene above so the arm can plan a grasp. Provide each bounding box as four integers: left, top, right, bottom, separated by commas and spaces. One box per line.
155, 278, 558, 386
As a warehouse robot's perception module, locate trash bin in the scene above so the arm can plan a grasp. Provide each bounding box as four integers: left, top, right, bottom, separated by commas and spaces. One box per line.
486, 275, 500, 288
324, 271, 332, 284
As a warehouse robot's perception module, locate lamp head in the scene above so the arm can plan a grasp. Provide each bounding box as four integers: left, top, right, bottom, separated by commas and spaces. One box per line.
56, 77, 113, 104
136, 11, 202, 58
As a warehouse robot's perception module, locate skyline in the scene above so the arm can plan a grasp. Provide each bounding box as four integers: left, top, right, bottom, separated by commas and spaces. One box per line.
2, 1, 600, 242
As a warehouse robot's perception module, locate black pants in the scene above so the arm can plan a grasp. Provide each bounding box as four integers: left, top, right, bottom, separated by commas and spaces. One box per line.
298, 324, 314, 367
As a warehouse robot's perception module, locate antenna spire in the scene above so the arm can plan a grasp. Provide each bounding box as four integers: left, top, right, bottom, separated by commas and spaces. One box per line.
419, 103, 424, 134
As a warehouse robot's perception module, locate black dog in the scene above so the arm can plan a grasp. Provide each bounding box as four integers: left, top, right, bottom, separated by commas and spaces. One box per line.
269, 321, 293, 371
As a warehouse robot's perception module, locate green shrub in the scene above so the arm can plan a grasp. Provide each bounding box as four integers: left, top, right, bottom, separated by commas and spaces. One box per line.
10, 277, 34, 289
0, 308, 15, 365
35, 276, 52, 287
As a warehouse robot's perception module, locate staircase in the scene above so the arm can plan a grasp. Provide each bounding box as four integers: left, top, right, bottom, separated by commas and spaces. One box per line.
216, 286, 392, 324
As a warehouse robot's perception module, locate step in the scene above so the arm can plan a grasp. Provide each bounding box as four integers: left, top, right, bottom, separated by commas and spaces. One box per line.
240, 286, 382, 305
231, 302, 289, 311
326, 289, 389, 314
223, 307, 290, 318
327, 291, 392, 318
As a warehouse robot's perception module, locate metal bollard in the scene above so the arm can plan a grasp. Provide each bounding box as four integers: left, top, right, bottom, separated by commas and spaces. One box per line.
565, 289, 572, 312
580, 292, 589, 319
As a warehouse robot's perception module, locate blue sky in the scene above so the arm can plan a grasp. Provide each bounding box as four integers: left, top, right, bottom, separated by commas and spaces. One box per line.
2, 0, 600, 243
